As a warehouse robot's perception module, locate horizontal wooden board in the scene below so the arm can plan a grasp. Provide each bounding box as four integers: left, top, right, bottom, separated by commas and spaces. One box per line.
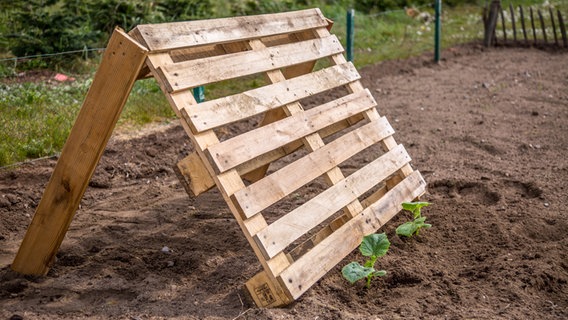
131, 9, 328, 52
254, 144, 411, 259
156, 35, 344, 92
180, 62, 360, 133
232, 117, 394, 219
277, 170, 426, 299
205, 89, 377, 174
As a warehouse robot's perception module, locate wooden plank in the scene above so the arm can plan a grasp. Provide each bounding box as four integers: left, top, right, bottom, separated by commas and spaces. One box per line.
11, 29, 148, 275
558, 10, 568, 48
530, 7, 537, 44
175, 152, 215, 196
520, 6, 528, 44
550, 7, 558, 46
254, 144, 411, 259
130, 9, 328, 52
232, 118, 394, 219
510, 4, 517, 42
538, 10, 547, 43
205, 89, 376, 174
277, 171, 426, 299
157, 35, 344, 92
501, 9, 507, 43
180, 62, 360, 133
483, 0, 500, 47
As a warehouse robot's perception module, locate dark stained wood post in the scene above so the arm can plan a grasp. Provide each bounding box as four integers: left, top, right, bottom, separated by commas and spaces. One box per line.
519, 6, 528, 44
558, 10, 568, 48
500, 9, 507, 43
538, 10, 547, 44
530, 7, 537, 45
549, 7, 558, 46
484, 0, 501, 47
510, 4, 517, 42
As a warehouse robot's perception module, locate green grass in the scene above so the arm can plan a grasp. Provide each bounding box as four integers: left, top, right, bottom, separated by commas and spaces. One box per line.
0, 0, 565, 167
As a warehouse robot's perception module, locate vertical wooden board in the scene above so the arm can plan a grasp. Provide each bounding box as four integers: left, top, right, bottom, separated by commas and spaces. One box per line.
12, 29, 148, 275
176, 152, 215, 196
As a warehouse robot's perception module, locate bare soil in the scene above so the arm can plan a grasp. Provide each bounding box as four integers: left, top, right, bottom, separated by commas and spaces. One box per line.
1, 45, 567, 319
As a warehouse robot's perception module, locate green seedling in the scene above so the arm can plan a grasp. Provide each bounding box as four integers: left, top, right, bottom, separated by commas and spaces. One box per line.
396, 201, 432, 237
342, 233, 390, 288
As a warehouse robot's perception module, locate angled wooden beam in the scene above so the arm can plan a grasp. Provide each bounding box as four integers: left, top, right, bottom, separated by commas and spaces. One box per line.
12, 28, 148, 275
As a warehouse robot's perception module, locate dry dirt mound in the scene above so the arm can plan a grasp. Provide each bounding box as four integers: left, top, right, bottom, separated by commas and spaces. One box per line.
1, 45, 567, 319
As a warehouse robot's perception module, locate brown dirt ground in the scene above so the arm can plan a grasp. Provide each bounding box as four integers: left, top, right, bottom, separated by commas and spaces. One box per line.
1, 45, 567, 319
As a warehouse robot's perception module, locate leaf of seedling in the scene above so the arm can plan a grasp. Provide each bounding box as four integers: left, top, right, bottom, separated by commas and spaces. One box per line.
342, 262, 375, 284
396, 216, 432, 237
402, 201, 431, 219
396, 221, 418, 237
360, 233, 390, 258
342, 233, 391, 288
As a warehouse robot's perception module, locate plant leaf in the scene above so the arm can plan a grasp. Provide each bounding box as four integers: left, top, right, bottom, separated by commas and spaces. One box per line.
402, 201, 431, 219
396, 221, 418, 237
342, 262, 375, 284
374, 270, 387, 277
359, 233, 390, 258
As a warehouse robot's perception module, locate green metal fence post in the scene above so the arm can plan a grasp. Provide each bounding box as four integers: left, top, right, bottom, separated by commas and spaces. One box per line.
193, 86, 205, 103
346, 9, 355, 62
434, 0, 442, 63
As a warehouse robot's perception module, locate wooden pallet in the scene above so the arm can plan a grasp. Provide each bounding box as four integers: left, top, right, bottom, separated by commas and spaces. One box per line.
12, 9, 425, 307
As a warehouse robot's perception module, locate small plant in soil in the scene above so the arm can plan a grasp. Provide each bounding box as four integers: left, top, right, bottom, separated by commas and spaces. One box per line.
396, 201, 432, 237
342, 233, 390, 288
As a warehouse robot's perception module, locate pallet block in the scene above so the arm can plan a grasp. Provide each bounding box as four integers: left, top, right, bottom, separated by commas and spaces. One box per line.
12, 9, 426, 307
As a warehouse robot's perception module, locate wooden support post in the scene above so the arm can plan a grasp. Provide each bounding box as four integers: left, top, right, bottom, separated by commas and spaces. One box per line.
538, 10, 547, 44
500, 9, 507, 43
510, 4, 517, 42
520, 6, 528, 44
484, 0, 501, 47
558, 10, 568, 48
549, 8, 558, 46
530, 7, 537, 45
11, 28, 148, 275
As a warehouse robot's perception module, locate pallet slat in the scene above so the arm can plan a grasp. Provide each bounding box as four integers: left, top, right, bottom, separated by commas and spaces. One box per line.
131, 9, 328, 52
156, 35, 343, 92
277, 171, 426, 299
232, 118, 394, 219
180, 62, 360, 133
254, 144, 411, 259
205, 89, 376, 173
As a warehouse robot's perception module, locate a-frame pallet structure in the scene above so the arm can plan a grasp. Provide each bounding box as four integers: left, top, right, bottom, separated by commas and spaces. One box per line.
12, 9, 426, 307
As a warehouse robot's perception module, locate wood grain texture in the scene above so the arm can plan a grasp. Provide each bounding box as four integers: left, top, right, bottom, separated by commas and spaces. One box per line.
180, 62, 359, 133
131, 8, 328, 52
205, 89, 377, 173
12, 29, 148, 275
232, 118, 394, 219
277, 171, 426, 299
254, 144, 411, 259
157, 35, 344, 92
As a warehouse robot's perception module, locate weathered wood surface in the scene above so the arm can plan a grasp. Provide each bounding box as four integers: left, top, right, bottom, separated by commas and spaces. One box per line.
180, 62, 360, 133
204, 90, 377, 173
157, 35, 343, 92
12, 29, 148, 275
254, 145, 411, 260
231, 118, 394, 219
277, 171, 426, 299
130, 9, 328, 52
